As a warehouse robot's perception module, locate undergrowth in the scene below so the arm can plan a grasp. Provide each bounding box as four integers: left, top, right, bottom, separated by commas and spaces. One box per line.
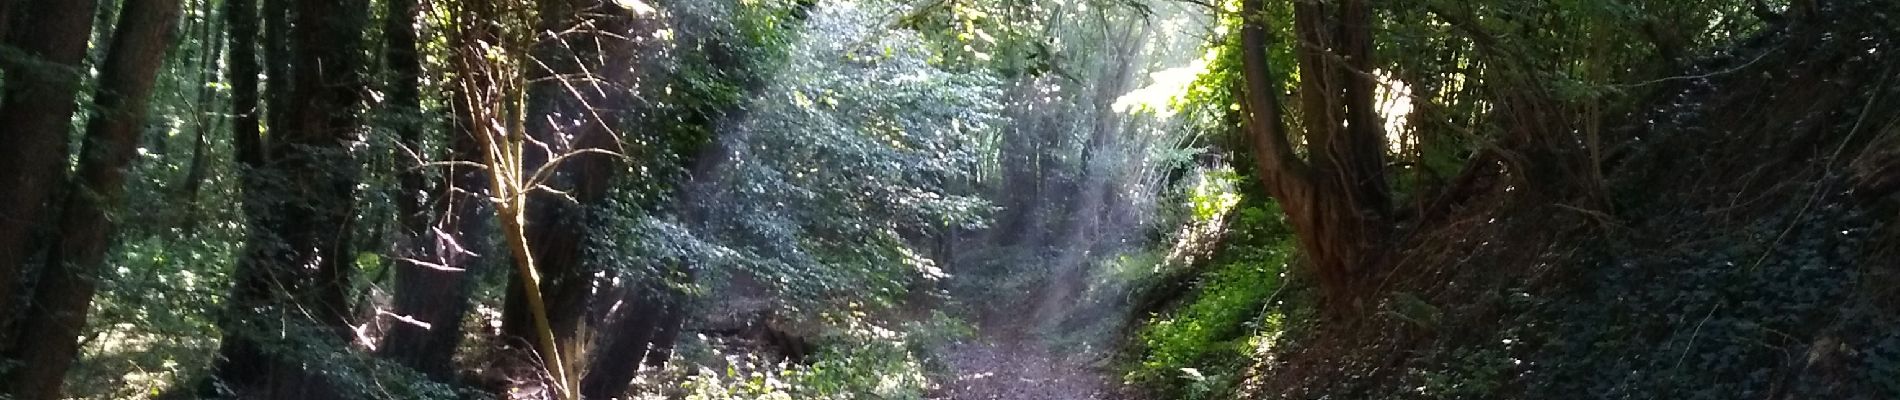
1124, 199, 1297, 400
674, 310, 972, 400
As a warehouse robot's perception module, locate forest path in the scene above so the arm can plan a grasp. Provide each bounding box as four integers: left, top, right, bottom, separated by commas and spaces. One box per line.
930, 334, 1122, 400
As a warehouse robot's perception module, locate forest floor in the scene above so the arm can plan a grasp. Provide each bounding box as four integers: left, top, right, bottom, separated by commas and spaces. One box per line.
929, 334, 1122, 400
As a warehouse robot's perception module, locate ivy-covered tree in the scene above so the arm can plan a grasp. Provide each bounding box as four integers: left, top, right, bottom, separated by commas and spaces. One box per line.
206, 0, 374, 396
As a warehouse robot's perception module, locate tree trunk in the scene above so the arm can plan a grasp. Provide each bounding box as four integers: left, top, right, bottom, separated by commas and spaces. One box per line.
499, 0, 638, 389
378, 160, 486, 381
1237, 0, 1390, 317
641, 302, 685, 369
177, 121, 214, 231
0, 0, 13, 44
0, 0, 97, 344
579, 287, 665, 399
377, 2, 488, 375
208, 0, 371, 396
261, 0, 289, 137
178, 0, 224, 232
0, 1, 181, 398
386, 0, 427, 235
184, 0, 259, 396
226, 0, 260, 169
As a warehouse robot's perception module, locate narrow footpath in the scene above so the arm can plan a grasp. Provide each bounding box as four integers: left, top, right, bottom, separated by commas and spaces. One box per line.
930, 337, 1121, 400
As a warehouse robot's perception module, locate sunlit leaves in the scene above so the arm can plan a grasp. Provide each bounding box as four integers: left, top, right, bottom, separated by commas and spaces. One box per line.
640, 1, 1003, 312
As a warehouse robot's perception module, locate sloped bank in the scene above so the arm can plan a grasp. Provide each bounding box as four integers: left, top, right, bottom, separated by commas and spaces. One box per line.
1216, 3, 1900, 399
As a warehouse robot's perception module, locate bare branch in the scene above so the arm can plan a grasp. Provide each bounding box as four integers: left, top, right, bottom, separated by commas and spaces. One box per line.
1236, 0, 1312, 185
376, 309, 436, 330
407, 160, 493, 173
395, 256, 469, 272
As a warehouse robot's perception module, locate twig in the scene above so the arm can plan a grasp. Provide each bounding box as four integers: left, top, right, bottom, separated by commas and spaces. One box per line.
1673, 302, 1722, 370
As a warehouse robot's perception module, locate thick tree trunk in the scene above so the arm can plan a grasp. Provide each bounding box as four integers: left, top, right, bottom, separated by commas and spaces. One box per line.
378, 183, 485, 381
182, 0, 260, 397
226, 0, 261, 169
1237, 0, 1390, 317
579, 287, 666, 399
377, 8, 489, 375
0, 0, 12, 44
0, 0, 97, 344
386, 0, 427, 235
641, 302, 686, 369
0, 1, 180, 398
261, 0, 290, 138
208, 0, 371, 396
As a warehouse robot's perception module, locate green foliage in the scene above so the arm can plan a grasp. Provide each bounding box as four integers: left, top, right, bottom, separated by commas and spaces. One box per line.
792, 326, 935, 399
1872, 334, 1900, 395
1168, 4, 1295, 179
1408, 333, 1518, 399
1502, 204, 1888, 399
680, 0, 1001, 313
1126, 200, 1295, 400
610, 0, 805, 210
1111, 23, 1304, 377
61, 28, 252, 394
1187, 167, 1244, 223
681, 343, 931, 400
67, 235, 236, 399
31, 0, 1841, 398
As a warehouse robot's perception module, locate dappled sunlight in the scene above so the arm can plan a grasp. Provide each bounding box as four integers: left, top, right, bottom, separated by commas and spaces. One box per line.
9, 0, 1899, 399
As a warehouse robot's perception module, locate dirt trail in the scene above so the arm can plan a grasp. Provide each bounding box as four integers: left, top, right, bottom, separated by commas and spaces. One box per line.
930, 337, 1121, 400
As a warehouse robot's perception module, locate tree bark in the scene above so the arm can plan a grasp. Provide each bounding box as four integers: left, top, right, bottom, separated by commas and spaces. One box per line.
1237, 0, 1389, 317
0, 0, 97, 344
0, 0, 180, 398
208, 0, 371, 396
580, 286, 666, 399
261, 0, 290, 139
386, 0, 427, 235
196, 1, 264, 393
641, 302, 686, 369
378, 154, 487, 381
377, 0, 487, 377
226, 0, 261, 169
0, 0, 13, 44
